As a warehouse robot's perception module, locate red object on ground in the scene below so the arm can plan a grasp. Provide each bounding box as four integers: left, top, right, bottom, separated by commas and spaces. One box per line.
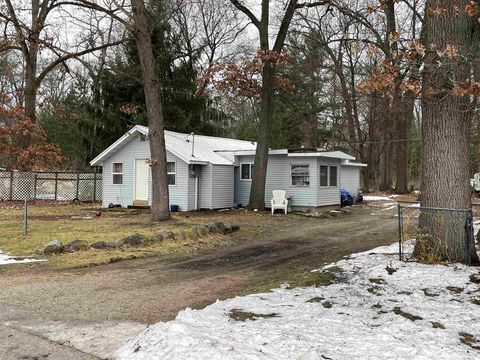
95, 211, 102, 217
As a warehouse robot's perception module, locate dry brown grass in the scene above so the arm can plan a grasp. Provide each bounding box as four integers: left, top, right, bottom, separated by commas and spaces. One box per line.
0, 202, 274, 270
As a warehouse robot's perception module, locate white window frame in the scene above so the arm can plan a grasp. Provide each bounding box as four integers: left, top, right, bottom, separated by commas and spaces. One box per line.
112, 162, 123, 185
167, 161, 176, 186
290, 164, 310, 187
319, 164, 338, 187
240, 162, 254, 181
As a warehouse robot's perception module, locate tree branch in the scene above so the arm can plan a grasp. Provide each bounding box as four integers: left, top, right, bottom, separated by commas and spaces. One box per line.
229, 0, 260, 29
35, 40, 123, 87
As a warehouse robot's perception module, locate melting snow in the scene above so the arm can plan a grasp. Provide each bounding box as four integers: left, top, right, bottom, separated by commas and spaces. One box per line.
363, 195, 393, 201
0, 251, 44, 266
116, 243, 480, 360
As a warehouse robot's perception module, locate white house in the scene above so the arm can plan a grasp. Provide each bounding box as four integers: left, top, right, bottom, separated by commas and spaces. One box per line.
90, 125, 365, 211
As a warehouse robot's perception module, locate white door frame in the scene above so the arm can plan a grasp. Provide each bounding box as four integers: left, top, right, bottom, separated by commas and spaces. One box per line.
133, 158, 149, 203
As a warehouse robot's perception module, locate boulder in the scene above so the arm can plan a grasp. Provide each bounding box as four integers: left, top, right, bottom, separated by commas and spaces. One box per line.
192, 225, 209, 237
155, 230, 175, 240
121, 234, 148, 246
43, 240, 64, 255
64, 240, 89, 253
206, 221, 225, 234
230, 223, 240, 232
91, 241, 107, 249
106, 241, 123, 249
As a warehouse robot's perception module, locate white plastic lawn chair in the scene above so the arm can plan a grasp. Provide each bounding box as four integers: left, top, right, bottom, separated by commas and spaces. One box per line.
271, 190, 288, 215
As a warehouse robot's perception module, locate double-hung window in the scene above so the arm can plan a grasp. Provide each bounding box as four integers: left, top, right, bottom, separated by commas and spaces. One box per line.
167, 162, 176, 185
320, 165, 338, 187
329, 166, 338, 187
320, 165, 328, 186
112, 163, 123, 184
291, 164, 310, 187
241, 163, 254, 180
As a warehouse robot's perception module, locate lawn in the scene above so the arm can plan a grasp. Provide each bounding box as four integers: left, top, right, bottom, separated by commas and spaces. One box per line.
0, 201, 269, 270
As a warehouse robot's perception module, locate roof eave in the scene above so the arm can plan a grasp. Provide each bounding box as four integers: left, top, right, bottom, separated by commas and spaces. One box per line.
90, 126, 146, 166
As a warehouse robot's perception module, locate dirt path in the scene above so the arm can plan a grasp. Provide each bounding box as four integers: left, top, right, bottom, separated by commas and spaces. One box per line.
0, 203, 397, 359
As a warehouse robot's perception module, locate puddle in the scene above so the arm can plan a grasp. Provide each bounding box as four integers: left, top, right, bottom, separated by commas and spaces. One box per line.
224, 245, 285, 263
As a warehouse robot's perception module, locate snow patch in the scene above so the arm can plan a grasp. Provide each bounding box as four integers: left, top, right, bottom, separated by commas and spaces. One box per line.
116, 242, 480, 360
363, 195, 392, 201
0, 251, 45, 266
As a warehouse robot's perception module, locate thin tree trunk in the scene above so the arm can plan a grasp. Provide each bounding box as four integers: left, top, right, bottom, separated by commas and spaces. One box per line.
395, 95, 410, 194
131, 0, 170, 221
416, 0, 478, 263
24, 53, 38, 122
379, 95, 393, 191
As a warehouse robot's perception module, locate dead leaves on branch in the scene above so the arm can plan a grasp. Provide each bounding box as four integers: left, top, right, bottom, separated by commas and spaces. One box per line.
195, 50, 294, 102
427, 1, 480, 23
0, 108, 66, 171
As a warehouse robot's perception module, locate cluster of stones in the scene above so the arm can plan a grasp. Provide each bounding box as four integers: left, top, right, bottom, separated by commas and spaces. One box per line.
43, 221, 239, 255
298, 207, 352, 219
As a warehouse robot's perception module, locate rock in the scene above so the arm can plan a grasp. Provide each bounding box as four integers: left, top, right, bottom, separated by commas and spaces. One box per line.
155, 230, 175, 240
91, 241, 107, 249
476, 229, 480, 245
206, 221, 225, 234
121, 234, 148, 246
192, 225, 209, 237
470, 274, 480, 284
64, 240, 89, 253
106, 241, 122, 249
43, 240, 64, 255
48, 240, 63, 247
224, 223, 240, 233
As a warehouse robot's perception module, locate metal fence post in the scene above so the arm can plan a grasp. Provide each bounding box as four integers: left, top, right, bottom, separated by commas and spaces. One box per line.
76, 172, 80, 199
9, 171, 13, 200
93, 170, 97, 202
398, 204, 403, 261
54, 172, 58, 201
464, 210, 473, 266
23, 196, 28, 236
33, 173, 37, 200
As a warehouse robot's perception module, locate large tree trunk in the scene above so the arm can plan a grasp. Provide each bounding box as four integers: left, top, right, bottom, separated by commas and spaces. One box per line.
416, 0, 478, 264
131, 0, 171, 221
248, 61, 274, 210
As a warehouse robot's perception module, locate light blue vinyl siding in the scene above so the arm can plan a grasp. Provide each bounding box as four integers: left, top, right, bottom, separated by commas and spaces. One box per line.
199, 164, 212, 209
340, 166, 361, 196
211, 165, 234, 208
316, 158, 341, 206
234, 154, 341, 208
101, 134, 190, 210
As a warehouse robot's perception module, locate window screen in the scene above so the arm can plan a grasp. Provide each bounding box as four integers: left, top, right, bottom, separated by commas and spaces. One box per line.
291, 165, 310, 186
320, 165, 328, 186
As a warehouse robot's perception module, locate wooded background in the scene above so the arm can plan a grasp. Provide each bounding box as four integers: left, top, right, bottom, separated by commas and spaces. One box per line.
1, 0, 479, 195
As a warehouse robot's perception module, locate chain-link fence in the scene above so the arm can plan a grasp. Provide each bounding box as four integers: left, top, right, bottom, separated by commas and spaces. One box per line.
0, 170, 102, 202
398, 204, 475, 265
